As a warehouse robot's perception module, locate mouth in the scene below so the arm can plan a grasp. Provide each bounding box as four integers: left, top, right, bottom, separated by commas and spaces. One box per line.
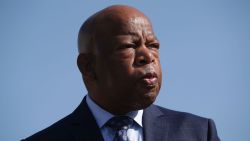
140, 72, 158, 87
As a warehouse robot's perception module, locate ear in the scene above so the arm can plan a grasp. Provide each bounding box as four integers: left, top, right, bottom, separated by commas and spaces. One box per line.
77, 54, 97, 80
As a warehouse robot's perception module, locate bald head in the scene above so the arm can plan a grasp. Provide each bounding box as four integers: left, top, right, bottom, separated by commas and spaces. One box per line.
77, 5, 153, 54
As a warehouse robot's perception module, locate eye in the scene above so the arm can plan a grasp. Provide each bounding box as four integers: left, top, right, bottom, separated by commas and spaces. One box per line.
147, 43, 160, 49
118, 43, 136, 50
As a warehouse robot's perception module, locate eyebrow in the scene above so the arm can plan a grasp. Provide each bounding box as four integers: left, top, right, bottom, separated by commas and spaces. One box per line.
119, 31, 158, 40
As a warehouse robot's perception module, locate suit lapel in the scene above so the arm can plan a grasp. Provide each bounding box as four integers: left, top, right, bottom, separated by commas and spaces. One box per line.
143, 104, 169, 141
69, 97, 104, 141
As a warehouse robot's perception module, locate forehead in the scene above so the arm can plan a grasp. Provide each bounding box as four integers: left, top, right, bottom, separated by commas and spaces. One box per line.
94, 14, 155, 41
126, 16, 154, 36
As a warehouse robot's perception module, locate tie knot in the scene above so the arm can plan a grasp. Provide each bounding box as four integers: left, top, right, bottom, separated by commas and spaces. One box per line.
106, 116, 134, 131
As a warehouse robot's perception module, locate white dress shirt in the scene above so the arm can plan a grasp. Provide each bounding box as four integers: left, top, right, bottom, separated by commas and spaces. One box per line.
86, 95, 143, 141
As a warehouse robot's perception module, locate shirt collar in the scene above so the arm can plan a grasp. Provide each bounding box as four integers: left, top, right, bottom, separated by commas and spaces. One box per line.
86, 95, 143, 128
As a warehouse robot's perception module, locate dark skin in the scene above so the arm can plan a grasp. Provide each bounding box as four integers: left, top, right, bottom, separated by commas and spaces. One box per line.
77, 5, 162, 115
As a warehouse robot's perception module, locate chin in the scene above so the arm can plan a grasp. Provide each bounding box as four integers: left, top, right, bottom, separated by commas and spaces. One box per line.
131, 91, 158, 110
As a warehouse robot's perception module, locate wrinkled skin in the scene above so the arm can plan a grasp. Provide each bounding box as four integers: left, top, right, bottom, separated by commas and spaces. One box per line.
78, 5, 162, 115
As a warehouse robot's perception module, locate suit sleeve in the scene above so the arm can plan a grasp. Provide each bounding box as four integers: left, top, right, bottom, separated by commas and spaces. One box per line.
207, 119, 221, 141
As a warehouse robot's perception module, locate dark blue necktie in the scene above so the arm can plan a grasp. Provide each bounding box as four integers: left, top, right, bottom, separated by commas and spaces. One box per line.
106, 116, 134, 141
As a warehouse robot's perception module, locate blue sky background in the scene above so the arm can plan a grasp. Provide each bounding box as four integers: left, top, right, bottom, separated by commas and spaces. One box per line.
1, 0, 249, 141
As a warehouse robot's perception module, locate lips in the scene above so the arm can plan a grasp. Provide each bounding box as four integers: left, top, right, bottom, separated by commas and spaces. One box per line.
140, 72, 158, 87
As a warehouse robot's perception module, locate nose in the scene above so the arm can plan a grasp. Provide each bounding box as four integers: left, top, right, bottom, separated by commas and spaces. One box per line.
135, 46, 155, 66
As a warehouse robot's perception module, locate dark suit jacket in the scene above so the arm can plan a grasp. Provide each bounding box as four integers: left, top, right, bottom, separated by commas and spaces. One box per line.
22, 97, 220, 141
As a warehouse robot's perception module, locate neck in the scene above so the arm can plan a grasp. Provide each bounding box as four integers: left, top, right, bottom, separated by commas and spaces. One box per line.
88, 94, 137, 115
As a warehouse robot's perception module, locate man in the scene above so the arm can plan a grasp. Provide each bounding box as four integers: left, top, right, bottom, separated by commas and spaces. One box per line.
23, 5, 220, 141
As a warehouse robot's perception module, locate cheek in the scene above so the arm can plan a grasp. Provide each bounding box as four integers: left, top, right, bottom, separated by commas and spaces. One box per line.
153, 53, 162, 86
152, 50, 160, 59
115, 49, 135, 60
97, 51, 135, 85
112, 50, 135, 72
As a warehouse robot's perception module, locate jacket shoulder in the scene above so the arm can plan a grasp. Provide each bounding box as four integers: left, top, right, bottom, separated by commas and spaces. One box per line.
156, 105, 209, 121
152, 105, 220, 141
22, 113, 76, 141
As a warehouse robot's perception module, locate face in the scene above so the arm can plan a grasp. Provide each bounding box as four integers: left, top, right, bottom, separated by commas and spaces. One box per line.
92, 12, 162, 114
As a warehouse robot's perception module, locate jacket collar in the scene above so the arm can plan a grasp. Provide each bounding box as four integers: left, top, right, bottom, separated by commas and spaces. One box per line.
69, 97, 104, 141
143, 104, 169, 141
